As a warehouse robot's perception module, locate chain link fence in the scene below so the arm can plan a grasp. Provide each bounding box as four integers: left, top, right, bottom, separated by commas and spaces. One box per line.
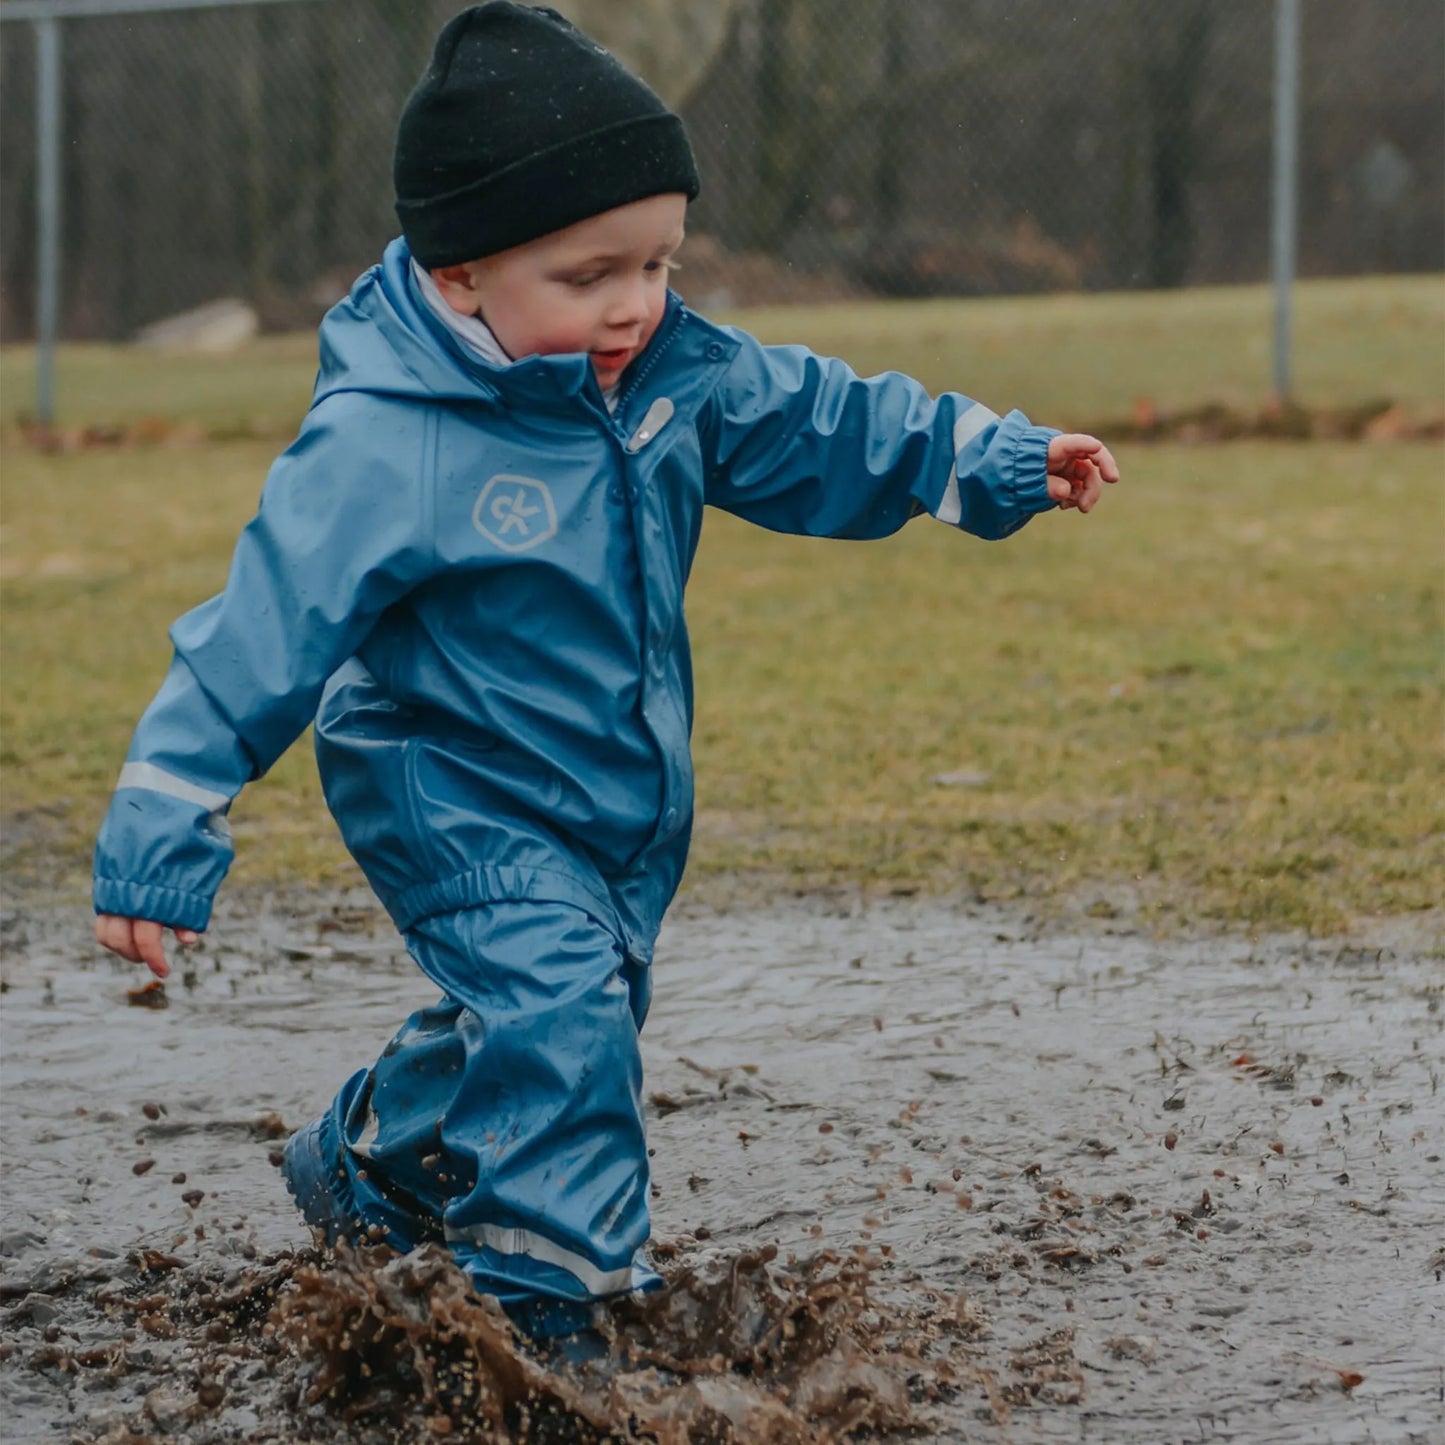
1, 0, 1441, 341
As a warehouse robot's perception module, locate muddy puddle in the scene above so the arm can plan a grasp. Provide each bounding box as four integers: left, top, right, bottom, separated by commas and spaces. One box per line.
1, 895, 1441, 1442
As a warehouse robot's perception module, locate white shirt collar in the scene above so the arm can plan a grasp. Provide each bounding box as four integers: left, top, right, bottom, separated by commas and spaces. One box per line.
412, 258, 621, 412
412, 259, 512, 367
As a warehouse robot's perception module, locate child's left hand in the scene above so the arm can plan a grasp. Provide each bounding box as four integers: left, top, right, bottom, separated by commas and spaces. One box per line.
1046, 434, 1120, 513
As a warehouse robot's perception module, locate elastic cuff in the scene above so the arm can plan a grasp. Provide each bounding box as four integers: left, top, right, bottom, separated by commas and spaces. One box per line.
92, 878, 214, 933
1011, 422, 1060, 514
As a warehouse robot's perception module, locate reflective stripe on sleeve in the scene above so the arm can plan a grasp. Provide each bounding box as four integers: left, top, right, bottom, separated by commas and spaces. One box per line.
116, 762, 231, 813
934, 402, 1000, 526
445, 1221, 638, 1297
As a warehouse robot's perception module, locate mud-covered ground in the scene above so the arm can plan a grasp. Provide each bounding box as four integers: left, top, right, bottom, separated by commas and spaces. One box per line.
1, 893, 1441, 1442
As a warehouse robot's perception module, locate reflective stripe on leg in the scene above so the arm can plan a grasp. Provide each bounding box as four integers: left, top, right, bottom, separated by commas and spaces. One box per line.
444, 1221, 638, 1297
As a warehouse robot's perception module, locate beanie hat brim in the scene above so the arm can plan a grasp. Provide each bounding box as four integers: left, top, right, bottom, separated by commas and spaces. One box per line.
399, 112, 697, 268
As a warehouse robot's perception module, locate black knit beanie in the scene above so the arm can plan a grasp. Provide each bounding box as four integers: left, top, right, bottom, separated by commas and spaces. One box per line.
394, 3, 700, 267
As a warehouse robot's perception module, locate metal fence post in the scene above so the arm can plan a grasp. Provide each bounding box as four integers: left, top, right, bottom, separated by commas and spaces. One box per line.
4, 0, 320, 427
34, 14, 62, 427
1271, 0, 1301, 402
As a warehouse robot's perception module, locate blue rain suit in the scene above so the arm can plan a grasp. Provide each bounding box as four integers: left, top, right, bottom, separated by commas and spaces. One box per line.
93, 237, 1059, 1314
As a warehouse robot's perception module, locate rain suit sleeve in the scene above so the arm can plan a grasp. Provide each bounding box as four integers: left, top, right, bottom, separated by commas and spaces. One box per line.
700, 328, 1058, 541
92, 398, 436, 933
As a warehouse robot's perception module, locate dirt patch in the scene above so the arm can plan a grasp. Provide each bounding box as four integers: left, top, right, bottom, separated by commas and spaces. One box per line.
1088, 395, 1444, 444
10, 395, 1441, 458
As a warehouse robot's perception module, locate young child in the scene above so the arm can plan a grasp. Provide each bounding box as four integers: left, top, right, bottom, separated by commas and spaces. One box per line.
93, 3, 1117, 1343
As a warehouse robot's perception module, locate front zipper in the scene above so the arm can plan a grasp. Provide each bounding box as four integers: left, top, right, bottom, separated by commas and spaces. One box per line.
611, 304, 684, 434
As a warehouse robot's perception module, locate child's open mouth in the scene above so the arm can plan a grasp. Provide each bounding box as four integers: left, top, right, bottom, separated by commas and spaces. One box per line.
592, 348, 633, 371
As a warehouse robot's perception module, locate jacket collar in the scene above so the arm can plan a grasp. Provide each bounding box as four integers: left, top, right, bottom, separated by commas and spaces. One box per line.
409, 257, 626, 413
320, 237, 742, 427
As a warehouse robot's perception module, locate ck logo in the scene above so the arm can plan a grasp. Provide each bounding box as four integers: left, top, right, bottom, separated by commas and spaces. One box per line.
472, 475, 558, 553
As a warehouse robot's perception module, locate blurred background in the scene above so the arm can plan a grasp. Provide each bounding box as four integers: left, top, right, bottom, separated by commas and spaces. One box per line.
1, 0, 1440, 939
1, 0, 1441, 342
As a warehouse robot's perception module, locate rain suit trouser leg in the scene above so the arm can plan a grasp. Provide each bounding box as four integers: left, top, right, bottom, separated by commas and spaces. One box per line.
299, 902, 659, 1334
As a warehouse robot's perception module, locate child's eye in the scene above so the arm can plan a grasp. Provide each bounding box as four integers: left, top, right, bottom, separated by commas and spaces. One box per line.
567, 273, 604, 288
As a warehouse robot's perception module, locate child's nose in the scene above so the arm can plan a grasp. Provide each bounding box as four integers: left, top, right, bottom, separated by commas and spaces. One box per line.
605, 277, 649, 329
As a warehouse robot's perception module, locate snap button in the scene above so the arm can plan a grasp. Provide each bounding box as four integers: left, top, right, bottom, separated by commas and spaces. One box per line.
705, 342, 727, 362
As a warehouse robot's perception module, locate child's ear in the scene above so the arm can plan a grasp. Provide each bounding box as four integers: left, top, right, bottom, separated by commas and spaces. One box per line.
430, 263, 484, 316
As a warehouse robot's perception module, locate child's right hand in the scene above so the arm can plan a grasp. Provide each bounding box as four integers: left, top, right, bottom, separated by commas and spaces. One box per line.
94, 914, 200, 980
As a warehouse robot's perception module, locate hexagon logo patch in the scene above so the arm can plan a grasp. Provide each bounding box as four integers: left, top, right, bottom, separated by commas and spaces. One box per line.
472, 474, 558, 553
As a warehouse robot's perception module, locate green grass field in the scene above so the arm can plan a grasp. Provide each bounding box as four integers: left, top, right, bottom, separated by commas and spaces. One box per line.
2, 277, 1441, 934
2, 274, 1440, 432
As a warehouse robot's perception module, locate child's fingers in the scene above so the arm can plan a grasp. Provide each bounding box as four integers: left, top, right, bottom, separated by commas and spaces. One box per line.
1047, 433, 1100, 468
94, 915, 192, 977
1048, 434, 1121, 485
95, 913, 140, 963
1074, 462, 1103, 513
1047, 459, 1106, 512
131, 921, 171, 979
1092, 442, 1121, 484
1045, 474, 1075, 506
94, 915, 169, 977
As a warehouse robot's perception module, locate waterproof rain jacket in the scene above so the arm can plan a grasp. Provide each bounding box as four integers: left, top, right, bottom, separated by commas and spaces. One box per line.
93, 238, 1058, 957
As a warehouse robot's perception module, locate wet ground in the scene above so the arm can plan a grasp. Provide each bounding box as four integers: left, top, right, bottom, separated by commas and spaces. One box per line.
1, 892, 1441, 1442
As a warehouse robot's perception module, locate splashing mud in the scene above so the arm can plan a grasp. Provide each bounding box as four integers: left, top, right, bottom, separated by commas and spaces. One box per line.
269, 1238, 978, 1443
3, 1232, 978, 1443
2, 895, 1441, 1442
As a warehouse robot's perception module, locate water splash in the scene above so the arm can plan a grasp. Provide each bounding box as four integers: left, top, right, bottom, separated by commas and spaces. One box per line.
274, 1238, 984, 1443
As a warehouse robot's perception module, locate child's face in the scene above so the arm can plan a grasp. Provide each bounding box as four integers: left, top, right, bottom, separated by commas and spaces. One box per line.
432, 193, 687, 392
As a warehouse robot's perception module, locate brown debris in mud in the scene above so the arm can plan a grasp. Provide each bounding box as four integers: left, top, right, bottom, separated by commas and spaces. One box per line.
124, 980, 168, 1009
276, 1244, 608, 1441
272, 1240, 984, 1443
22, 1250, 306, 1441
1000, 1327, 1084, 1409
